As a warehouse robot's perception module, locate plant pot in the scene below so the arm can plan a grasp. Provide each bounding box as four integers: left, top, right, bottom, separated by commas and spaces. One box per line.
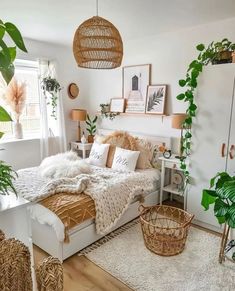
13, 122, 23, 139
88, 135, 94, 143
213, 51, 232, 65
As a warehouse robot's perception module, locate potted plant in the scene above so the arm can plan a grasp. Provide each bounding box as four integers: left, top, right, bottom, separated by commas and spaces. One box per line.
201, 172, 235, 262
210, 39, 235, 64
100, 103, 120, 120
41, 76, 62, 119
86, 114, 97, 143
0, 19, 27, 195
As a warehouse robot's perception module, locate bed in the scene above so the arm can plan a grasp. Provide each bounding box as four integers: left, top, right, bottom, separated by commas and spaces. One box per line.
18, 130, 171, 261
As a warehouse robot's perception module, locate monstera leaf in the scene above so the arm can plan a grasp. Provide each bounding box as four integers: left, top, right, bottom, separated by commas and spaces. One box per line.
202, 173, 235, 228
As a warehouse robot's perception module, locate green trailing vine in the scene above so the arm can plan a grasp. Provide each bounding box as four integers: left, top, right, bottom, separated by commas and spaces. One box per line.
41, 76, 62, 120
100, 103, 120, 120
177, 39, 235, 184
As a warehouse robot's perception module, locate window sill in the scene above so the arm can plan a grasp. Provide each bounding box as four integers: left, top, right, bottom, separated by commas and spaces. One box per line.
0, 136, 40, 145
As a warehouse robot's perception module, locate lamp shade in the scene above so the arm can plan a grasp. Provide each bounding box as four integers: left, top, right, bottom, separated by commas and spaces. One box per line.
71, 109, 87, 121
172, 113, 188, 129
73, 16, 123, 69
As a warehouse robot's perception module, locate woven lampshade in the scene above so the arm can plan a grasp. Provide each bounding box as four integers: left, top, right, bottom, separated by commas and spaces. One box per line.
172, 113, 188, 129
71, 109, 87, 121
73, 16, 123, 69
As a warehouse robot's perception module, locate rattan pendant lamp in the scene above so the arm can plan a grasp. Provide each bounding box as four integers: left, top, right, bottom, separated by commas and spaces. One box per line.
73, 0, 123, 69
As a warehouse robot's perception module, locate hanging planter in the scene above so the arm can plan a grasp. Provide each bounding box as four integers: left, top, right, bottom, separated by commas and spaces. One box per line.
41, 76, 62, 120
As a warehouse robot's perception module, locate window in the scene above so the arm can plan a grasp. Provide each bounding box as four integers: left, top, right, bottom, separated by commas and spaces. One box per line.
0, 59, 41, 139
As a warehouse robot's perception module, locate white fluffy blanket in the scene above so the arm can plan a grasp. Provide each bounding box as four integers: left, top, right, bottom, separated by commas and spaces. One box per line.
39, 151, 91, 179
15, 157, 159, 235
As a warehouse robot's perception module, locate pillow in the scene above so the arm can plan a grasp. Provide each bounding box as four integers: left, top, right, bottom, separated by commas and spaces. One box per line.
103, 131, 137, 168
94, 134, 106, 144
135, 138, 153, 169
88, 142, 110, 167
112, 147, 140, 172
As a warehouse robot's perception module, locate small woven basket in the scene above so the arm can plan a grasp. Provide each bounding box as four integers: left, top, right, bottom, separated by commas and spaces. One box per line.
139, 205, 194, 256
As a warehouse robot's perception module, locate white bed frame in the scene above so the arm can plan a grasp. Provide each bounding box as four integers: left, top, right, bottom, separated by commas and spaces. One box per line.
32, 130, 171, 261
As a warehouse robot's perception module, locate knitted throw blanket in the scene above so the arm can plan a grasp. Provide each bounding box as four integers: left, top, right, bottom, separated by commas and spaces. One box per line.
15, 166, 158, 235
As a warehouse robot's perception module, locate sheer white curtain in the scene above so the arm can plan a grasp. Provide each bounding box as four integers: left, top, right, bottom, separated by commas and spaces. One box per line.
39, 60, 66, 160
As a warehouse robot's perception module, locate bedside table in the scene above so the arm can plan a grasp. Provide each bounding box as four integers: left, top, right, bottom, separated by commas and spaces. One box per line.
159, 155, 189, 210
70, 142, 92, 159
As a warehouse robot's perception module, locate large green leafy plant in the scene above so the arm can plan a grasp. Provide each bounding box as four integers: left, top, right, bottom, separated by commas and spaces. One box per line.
176, 39, 235, 183
202, 172, 235, 228
0, 19, 27, 195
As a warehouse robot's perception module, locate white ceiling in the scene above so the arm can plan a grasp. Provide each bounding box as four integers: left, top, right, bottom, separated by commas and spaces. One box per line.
2, 0, 235, 46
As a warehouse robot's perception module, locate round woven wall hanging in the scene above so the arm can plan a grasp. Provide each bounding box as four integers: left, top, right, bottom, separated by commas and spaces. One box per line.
73, 16, 123, 69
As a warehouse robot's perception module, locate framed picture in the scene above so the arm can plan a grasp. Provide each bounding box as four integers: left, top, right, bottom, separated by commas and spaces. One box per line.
122, 64, 151, 113
145, 85, 167, 114
110, 98, 125, 112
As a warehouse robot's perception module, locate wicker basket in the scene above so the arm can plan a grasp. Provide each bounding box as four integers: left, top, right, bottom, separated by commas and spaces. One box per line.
139, 205, 194, 256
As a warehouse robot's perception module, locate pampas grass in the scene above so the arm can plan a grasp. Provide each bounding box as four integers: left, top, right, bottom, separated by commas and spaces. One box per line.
2, 78, 27, 122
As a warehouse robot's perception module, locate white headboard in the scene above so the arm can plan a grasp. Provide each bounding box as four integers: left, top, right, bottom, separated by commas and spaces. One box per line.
98, 128, 171, 149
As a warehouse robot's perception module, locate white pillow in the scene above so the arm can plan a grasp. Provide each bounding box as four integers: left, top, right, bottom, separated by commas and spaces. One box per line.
112, 147, 140, 172
88, 143, 110, 167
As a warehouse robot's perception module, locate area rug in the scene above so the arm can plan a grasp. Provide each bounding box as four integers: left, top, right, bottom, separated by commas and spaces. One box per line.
79, 221, 235, 291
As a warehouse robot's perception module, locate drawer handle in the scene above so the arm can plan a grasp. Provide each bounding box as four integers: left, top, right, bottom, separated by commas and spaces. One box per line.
229, 145, 235, 159
221, 143, 226, 158
173, 163, 177, 169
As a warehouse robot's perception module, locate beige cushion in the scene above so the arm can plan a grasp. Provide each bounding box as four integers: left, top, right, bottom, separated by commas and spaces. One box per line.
102, 131, 137, 168
135, 138, 153, 169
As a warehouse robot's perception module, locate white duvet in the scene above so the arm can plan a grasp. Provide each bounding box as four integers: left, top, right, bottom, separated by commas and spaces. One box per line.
29, 168, 160, 242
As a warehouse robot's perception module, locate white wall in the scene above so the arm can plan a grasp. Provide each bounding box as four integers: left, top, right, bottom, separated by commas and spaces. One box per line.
78, 17, 235, 152
1, 38, 84, 169
1, 17, 235, 169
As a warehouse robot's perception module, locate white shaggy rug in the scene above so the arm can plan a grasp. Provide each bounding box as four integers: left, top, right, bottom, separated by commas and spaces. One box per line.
82, 222, 235, 291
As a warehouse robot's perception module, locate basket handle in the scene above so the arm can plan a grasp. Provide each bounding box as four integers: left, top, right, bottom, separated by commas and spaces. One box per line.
138, 204, 147, 213
184, 214, 195, 227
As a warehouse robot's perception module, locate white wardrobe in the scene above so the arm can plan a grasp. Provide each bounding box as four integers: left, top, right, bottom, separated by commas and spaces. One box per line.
188, 64, 235, 232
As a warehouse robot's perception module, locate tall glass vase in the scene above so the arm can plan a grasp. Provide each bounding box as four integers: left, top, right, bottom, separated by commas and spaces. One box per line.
13, 121, 23, 139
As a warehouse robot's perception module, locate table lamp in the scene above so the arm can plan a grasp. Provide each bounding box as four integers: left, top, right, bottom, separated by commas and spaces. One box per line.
71, 109, 87, 142
172, 113, 188, 159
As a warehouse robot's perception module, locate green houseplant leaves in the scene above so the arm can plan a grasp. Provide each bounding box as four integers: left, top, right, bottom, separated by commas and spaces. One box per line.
176, 39, 235, 184
0, 19, 27, 195
202, 172, 235, 228
86, 114, 98, 136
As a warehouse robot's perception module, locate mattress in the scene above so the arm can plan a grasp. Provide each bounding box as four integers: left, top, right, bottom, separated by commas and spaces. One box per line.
29, 168, 160, 242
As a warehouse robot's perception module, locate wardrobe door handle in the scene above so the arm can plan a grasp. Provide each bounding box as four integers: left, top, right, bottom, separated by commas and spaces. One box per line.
229, 145, 235, 159
221, 143, 226, 157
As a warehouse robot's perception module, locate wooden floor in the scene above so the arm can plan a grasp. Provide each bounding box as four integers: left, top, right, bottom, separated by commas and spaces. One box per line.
34, 246, 132, 291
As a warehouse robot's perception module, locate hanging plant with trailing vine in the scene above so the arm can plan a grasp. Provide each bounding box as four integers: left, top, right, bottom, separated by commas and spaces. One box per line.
177, 39, 235, 184
41, 76, 62, 120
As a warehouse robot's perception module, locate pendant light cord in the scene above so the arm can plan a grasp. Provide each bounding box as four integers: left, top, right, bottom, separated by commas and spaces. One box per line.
96, 0, 99, 16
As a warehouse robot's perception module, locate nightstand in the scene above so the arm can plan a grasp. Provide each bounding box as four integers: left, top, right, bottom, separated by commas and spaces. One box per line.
70, 142, 92, 159
159, 155, 189, 210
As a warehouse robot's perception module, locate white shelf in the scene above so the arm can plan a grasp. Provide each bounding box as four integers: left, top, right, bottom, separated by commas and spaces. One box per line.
163, 184, 184, 196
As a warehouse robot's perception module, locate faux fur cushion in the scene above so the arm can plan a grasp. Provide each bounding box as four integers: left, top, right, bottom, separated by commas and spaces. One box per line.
102, 131, 137, 168
39, 151, 91, 179
135, 138, 153, 169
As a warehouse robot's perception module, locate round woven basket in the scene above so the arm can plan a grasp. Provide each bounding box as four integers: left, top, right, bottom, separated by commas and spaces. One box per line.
139, 205, 194, 256
73, 16, 123, 69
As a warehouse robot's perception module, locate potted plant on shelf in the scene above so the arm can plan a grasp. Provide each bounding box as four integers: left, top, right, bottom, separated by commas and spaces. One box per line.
86, 114, 97, 143
41, 76, 62, 120
0, 19, 27, 195
201, 172, 235, 262
100, 103, 120, 120
208, 39, 235, 64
